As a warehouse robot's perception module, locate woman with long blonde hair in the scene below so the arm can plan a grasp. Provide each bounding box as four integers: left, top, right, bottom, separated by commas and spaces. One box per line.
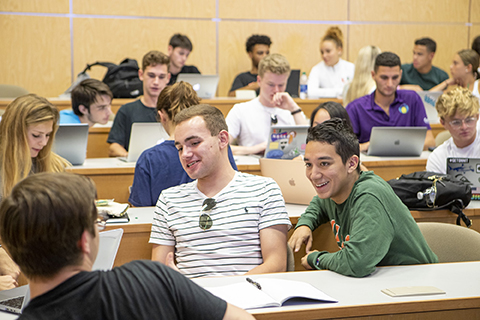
0, 94, 69, 199
344, 45, 382, 105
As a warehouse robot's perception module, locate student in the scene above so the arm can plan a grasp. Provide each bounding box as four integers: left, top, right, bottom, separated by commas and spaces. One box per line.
307, 27, 355, 98
426, 87, 480, 173
431, 49, 480, 98
228, 34, 271, 97
0, 172, 253, 319
0, 94, 70, 200
108, 51, 171, 157
310, 101, 351, 128
150, 104, 291, 278
288, 119, 438, 277
343, 45, 381, 105
399, 37, 449, 91
59, 79, 113, 126
346, 52, 435, 152
226, 53, 308, 155
167, 34, 200, 85
129, 82, 238, 207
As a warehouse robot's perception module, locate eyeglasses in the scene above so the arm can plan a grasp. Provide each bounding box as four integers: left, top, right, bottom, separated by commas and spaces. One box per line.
199, 198, 216, 230
448, 116, 477, 128
96, 213, 108, 231
270, 114, 278, 125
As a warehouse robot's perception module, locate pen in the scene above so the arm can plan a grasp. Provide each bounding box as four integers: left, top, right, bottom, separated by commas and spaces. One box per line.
246, 277, 262, 290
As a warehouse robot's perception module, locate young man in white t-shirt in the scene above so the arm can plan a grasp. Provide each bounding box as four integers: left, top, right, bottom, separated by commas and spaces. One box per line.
226, 53, 308, 155
426, 87, 480, 173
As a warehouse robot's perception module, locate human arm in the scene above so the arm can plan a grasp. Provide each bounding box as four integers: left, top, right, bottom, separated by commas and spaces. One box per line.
129, 155, 154, 206
228, 82, 260, 97
246, 224, 288, 274
423, 130, 435, 150
288, 225, 313, 253
151, 244, 175, 265
359, 142, 370, 153
109, 143, 128, 157
399, 84, 423, 92
229, 142, 267, 155
223, 304, 255, 320
272, 92, 308, 125
107, 106, 128, 157
430, 78, 456, 92
0, 247, 19, 280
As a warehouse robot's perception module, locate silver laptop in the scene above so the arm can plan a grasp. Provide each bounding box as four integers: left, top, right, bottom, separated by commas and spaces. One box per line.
53, 123, 89, 165
264, 125, 309, 159
416, 91, 442, 124
367, 127, 427, 156
119, 123, 168, 163
0, 228, 123, 315
260, 158, 317, 205
176, 74, 219, 98
447, 158, 480, 199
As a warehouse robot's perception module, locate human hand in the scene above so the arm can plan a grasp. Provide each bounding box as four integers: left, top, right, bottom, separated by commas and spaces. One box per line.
0, 275, 18, 291
300, 250, 319, 270
359, 142, 370, 153
272, 92, 298, 112
288, 225, 313, 253
0, 248, 20, 279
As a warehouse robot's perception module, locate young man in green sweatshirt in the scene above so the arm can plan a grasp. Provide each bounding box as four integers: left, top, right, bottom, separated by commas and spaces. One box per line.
288, 119, 438, 277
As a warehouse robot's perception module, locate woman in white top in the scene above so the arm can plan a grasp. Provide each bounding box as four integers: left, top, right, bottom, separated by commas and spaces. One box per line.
307, 26, 355, 98
431, 49, 479, 98
343, 45, 381, 105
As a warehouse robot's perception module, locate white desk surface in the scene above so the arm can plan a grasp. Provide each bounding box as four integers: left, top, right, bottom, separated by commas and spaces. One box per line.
193, 261, 480, 318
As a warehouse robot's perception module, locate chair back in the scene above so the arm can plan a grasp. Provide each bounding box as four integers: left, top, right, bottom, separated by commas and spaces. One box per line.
286, 245, 295, 271
0, 84, 29, 98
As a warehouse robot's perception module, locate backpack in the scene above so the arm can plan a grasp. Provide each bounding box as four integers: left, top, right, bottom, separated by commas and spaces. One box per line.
387, 171, 472, 227
81, 59, 143, 98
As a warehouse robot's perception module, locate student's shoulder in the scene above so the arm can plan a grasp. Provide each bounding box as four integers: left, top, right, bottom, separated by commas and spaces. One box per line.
235, 172, 278, 188
431, 65, 449, 77
118, 99, 143, 112
181, 65, 200, 73
231, 97, 260, 111
401, 63, 415, 72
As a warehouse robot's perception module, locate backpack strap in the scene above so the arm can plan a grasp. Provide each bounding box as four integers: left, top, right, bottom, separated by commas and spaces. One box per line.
449, 199, 472, 228
81, 62, 117, 74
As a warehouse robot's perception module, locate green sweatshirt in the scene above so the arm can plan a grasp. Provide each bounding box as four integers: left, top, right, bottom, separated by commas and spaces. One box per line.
297, 171, 438, 277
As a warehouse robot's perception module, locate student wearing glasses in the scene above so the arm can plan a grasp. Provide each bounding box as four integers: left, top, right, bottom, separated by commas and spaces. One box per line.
426, 87, 480, 174
0, 172, 253, 319
150, 104, 292, 278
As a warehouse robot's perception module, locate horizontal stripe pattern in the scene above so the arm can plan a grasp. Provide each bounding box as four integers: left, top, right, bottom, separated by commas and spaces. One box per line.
149, 172, 291, 278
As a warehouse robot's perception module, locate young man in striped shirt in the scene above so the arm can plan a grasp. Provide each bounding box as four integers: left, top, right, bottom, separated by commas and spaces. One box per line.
149, 104, 292, 278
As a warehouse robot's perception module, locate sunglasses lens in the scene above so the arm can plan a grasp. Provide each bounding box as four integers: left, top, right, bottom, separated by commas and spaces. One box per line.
199, 213, 213, 230
202, 198, 216, 211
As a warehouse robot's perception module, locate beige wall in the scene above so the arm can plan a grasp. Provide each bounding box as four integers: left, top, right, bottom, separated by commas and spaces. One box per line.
0, 0, 478, 98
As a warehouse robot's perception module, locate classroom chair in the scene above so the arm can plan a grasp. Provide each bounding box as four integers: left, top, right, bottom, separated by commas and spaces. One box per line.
0, 84, 29, 98
287, 245, 295, 271
435, 130, 451, 146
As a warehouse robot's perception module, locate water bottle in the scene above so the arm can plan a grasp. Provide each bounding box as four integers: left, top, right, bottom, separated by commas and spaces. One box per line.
300, 72, 308, 99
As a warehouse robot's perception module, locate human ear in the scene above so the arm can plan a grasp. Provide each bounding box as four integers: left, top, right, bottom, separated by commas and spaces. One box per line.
347, 155, 359, 173
78, 105, 89, 116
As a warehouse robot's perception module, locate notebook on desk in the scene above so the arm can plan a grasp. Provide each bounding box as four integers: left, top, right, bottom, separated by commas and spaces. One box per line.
367, 127, 427, 157
264, 125, 309, 159
118, 123, 169, 163
260, 158, 317, 205
0, 229, 123, 315
416, 91, 442, 124
176, 74, 219, 98
53, 123, 89, 165
447, 157, 480, 200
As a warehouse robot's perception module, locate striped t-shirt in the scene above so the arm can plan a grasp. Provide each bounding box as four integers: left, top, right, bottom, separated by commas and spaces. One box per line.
149, 171, 292, 278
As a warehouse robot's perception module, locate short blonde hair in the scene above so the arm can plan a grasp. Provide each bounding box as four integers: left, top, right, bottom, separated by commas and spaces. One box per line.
258, 53, 290, 77
436, 87, 480, 119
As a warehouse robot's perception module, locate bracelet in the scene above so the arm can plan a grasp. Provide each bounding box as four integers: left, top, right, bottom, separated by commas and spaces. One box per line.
291, 109, 302, 115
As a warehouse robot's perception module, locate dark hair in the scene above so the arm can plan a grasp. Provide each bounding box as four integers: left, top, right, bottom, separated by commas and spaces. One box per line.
142, 50, 170, 71
71, 79, 113, 116
415, 37, 437, 53
306, 118, 360, 173
310, 101, 350, 127
322, 26, 343, 49
169, 33, 193, 51
471, 35, 480, 56
374, 52, 401, 72
174, 104, 227, 136
156, 81, 200, 120
0, 173, 98, 279
246, 35, 272, 52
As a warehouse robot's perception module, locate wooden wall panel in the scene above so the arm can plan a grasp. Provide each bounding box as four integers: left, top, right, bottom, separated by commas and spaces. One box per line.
219, 0, 347, 21
348, 24, 468, 78
218, 22, 350, 96
350, 0, 469, 23
0, 0, 69, 13
73, 0, 215, 18
73, 18, 216, 82
0, 15, 71, 97
472, 0, 480, 23
470, 26, 480, 47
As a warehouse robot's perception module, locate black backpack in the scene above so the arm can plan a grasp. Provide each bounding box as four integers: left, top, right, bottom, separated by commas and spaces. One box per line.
387, 171, 472, 227
81, 59, 143, 98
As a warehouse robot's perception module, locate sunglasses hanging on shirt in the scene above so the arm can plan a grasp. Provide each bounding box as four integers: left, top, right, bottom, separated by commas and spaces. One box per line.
199, 198, 216, 230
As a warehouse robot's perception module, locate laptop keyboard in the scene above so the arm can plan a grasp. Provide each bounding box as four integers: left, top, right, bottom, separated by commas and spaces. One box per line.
0, 296, 24, 309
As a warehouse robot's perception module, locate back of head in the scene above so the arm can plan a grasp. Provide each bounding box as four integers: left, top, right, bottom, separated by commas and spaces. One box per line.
174, 104, 227, 136
322, 26, 343, 48
258, 53, 290, 77
246, 35, 272, 52
169, 33, 193, 51
436, 87, 480, 119
415, 37, 437, 53
0, 172, 97, 279
457, 49, 480, 77
71, 79, 113, 116
374, 52, 401, 72
472, 35, 480, 56
142, 50, 170, 71
156, 81, 200, 120
310, 101, 351, 127
307, 118, 360, 173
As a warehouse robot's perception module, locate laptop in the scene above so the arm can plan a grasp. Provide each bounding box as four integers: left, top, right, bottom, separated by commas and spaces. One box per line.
0, 228, 123, 315
264, 125, 309, 159
53, 123, 89, 165
119, 123, 169, 163
367, 127, 427, 157
260, 158, 317, 205
176, 74, 219, 99
286, 69, 300, 98
447, 158, 480, 200
416, 91, 443, 124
